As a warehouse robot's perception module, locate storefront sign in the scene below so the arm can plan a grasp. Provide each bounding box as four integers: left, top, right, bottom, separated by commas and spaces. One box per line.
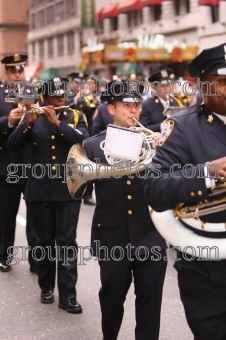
82, 38, 104, 52
81, 0, 96, 28
137, 34, 187, 53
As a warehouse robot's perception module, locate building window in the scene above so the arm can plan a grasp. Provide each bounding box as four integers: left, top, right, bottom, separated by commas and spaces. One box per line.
56, 1, 64, 22
30, 0, 35, 7
174, 0, 180, 15
66, 0, 76, 16
32, 42, 36, 61
174, 0, 190, 15
111, 17, 118, 31
211, 5, 219, 23
37, 9, 45, 27
46, 5, 54, 24
57, 34, 64, 56
31, 13, 36, 29
128, 11, 141, 27
39, 40, 44, 60
185, 0, 190, 13
48, 37, 54, 58
153, 5, 161, 21
67, 31, 74, 54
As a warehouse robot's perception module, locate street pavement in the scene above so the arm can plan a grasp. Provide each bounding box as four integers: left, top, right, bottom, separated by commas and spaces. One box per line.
0, 198, 193, 340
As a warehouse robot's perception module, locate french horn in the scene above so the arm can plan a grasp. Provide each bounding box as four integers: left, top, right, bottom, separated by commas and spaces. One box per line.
66, 118, 155, 200
151, 178, 226, 259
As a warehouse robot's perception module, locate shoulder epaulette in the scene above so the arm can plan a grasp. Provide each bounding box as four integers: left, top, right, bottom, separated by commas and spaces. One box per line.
69, 108, 80, 127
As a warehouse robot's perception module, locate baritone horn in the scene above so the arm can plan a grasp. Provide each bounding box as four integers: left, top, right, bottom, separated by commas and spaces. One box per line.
151, 177, 226, 259
66, 118, 155, 200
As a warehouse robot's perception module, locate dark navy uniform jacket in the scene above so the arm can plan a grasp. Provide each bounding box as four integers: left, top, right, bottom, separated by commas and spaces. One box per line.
0, 83, 31, 176
7, 108, 89, 201
92, 102, 113, 135
83, 131, 167, 257
139, 96, 180, 132
144, 104, 226, 283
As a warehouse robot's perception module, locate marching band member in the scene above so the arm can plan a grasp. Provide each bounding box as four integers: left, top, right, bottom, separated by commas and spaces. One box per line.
0, 53, 38, 273
82, 81, 167, 340
144, 43, 226, 340
139, 69, 184, 132
7, 77, 89, 313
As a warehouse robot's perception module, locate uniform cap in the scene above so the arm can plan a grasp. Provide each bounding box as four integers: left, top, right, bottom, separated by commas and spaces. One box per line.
188, 43, 226, 78
148, 69, 175, 84
100, 81, 143, 103
1, 53, 27, 70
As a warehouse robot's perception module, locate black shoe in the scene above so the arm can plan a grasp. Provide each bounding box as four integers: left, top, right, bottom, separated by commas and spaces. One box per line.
40, 291, 54, 304
58, 298, 82, 313
0, 262, 11, 272
83, 198, 95, 205
30, 266, 38, 275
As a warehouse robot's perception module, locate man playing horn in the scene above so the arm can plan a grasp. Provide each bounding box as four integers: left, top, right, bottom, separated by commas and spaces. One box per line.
82, 81, 167, 340
144, 43, 226, 340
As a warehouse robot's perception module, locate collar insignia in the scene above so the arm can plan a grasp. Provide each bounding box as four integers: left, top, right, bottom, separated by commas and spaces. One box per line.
207, 114, 213, 123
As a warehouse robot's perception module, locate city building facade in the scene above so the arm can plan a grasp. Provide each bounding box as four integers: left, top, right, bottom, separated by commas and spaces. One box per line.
88, 0, 226, 79
0, 0, 29, 81
26, 0, 226, 80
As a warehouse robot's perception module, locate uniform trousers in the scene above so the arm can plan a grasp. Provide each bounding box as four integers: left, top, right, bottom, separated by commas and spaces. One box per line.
0, 177, 37, 267
28, 200, 81, 301
177, 268, 226, 340
98, 251, 167, 340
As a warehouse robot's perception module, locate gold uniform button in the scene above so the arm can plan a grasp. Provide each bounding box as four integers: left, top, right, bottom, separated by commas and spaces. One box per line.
197, 191, 203, 196
34, 142, 37, 145
51, 145, 56, 149
52, 156, 56, 160
190, 192, 195, 197
97, 223, 101, 227
51, 135, 55, 139
0, 147, 2, 150
128, 210, 132, 215
127, 180, 131, 185
52, 165, 56, 170
127, 195, 132, 200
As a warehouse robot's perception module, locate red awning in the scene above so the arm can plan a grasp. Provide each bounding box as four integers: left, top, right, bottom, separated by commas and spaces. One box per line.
102, 4, 118, 19
198, 0, 219, 4
141, 0, 162, 6
96, 8, 104, 21
118, 0, 141, 13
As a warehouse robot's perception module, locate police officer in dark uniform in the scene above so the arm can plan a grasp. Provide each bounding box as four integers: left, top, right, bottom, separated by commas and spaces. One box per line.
139, 69, 183, 132
67, 70, 89, 105
0, 53, 38, 273
68, 71, 97, 205
144, 43, 226, 340
92, 101, 114, 135
83, 82, 167, 340
68, 72, 99, 136
8, 77, 89, 313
